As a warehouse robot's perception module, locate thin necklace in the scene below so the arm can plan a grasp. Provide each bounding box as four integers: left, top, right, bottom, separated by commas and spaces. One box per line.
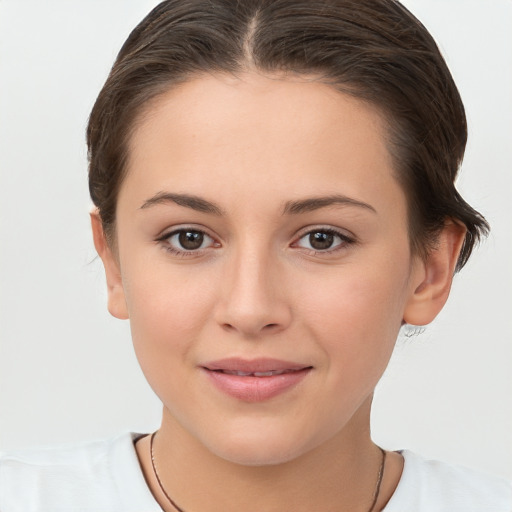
368, 446, 387, 512
150, 431, 186, 512
150, 431, 386, 512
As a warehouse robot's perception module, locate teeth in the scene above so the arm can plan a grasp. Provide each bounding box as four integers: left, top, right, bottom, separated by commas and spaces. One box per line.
253, 370, 287, 377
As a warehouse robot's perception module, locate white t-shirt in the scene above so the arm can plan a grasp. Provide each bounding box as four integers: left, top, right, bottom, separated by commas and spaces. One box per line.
1, 432, 510, 511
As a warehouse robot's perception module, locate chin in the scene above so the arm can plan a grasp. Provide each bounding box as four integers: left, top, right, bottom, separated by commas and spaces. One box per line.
200, 426, 320, 467
213, 442, 302, 467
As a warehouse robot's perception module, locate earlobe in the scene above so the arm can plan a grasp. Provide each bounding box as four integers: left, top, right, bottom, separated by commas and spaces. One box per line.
90, 211, 129, 320
403, 221, 466, 326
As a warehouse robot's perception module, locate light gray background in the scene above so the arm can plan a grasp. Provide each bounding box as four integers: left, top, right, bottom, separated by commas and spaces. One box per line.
0, 0, 511, 479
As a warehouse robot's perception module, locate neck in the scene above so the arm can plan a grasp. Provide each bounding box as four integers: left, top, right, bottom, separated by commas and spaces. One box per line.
137, 397, 397, 512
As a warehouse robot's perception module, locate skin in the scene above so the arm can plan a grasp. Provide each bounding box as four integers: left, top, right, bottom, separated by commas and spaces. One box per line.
92, 72, 465, 511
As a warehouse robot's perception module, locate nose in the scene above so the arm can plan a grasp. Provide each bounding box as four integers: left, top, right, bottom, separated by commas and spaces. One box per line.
214, 246, 292, 338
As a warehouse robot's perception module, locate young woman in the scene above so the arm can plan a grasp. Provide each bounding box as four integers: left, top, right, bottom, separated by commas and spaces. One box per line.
1, 1, 510, 510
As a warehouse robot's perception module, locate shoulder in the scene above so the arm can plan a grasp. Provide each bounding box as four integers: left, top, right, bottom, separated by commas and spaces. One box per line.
384, 450, 512, 512
0, 432, 161, 512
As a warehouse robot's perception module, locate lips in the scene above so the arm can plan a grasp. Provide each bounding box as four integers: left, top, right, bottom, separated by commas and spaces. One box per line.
202, 357, 309, 373
219, 369, 299, 377
201, 358, 312, 402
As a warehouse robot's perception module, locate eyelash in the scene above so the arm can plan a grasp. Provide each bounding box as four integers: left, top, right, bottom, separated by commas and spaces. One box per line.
292, 228, 355, 255
155, 227, 356, 257
155, 228, 218, 258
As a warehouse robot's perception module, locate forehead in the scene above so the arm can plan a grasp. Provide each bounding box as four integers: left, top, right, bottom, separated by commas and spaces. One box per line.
122, 72, 405, 219
130, 72, 388, 163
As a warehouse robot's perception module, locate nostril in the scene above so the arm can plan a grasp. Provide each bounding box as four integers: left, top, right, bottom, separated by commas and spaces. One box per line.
221, 322, 279, 333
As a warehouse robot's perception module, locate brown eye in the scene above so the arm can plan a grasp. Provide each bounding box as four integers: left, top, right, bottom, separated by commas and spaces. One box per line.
295, 229, 351, 252
163, 229, 215, 253
309, 231, 335, 250
178, 230, 204, 250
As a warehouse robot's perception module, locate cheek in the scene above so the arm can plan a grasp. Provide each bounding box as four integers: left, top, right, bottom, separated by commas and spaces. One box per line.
297, 267, 410, 428
121, 262, 217, 387
301, 258, 410, 369
125, 258, 213, 329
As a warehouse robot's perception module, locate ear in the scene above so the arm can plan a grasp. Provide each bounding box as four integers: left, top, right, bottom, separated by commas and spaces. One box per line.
90, 210, 129, 320
403, 220, 466, 326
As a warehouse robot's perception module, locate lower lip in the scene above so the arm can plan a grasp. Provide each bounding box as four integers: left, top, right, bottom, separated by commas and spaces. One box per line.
203, 368, 312, 403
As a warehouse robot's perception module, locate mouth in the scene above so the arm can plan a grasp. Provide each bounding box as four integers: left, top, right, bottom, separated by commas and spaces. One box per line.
212, 369, 305, 377
202, 357, 311, 374
201, 358, 313, 402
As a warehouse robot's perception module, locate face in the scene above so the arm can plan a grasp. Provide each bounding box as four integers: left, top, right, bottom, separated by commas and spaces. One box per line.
105, 72, 428, 465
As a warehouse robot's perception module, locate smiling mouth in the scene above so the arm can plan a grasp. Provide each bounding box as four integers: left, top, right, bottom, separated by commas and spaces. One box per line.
201, 360, 313, 402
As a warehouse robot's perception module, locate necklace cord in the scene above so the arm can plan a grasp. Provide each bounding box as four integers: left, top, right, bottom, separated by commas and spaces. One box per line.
150, 431, 386, 512
368, 447, 386, 512
151, 432, 186, 512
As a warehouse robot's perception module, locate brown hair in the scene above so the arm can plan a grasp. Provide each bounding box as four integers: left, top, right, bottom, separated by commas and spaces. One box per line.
87, 0, 489, 270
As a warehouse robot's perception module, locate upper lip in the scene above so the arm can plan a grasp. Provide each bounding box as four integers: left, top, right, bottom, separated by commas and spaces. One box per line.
201, 358, 311, 373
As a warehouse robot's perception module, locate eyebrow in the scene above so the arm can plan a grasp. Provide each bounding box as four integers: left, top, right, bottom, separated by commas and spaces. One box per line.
140, 192, 376, 216
282, 195, 377, 215
140, 192, 225, 215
